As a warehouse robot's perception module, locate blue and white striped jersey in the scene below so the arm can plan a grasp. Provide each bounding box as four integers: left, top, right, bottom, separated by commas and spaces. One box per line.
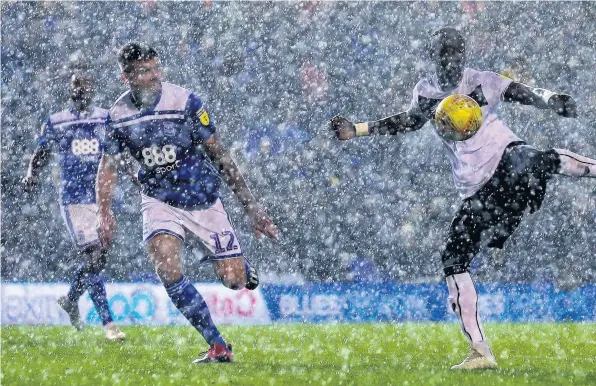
105, 82, 221, 210
38, 106, 108, 204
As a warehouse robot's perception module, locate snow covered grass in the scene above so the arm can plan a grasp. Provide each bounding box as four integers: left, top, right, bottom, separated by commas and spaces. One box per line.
2, 323, 595, 385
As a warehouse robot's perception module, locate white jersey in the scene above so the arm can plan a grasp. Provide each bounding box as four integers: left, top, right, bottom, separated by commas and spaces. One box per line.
411, 68, 522, 198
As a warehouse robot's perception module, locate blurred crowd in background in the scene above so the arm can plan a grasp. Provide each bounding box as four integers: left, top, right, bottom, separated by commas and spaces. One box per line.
2, 1, 595, 287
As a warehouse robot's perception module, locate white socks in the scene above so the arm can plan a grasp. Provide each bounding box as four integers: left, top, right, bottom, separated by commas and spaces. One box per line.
446, 272, 487, 345
555, 149, 596, 178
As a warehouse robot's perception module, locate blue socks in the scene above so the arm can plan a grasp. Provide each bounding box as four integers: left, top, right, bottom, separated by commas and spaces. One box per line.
86, 274, 114, 326
165, 276, 226, 346
67, 262, 91, 302
66, 262, 114, 326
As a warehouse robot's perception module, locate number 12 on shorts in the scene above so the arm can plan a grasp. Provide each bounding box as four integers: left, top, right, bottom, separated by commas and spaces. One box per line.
210, 231, 238, 254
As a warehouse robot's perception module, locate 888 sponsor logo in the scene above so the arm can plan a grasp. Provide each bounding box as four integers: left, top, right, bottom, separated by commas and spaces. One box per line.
71, 138, 100, 156
142, 145, 180, 174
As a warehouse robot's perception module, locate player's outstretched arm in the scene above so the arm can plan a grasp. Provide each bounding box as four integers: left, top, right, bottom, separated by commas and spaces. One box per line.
23, 147, 51, 193
330, 109, 427, 140
96, 154, 119, 247
503, 82, 577, 118
203, 135, 279, 240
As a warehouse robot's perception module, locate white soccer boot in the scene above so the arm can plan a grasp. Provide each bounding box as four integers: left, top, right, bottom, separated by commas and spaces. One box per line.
104, 322, 126, 341
451, 342, 498, 370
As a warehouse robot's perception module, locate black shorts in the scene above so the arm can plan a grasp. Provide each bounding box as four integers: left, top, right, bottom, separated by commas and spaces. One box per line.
441, 142, 561, 276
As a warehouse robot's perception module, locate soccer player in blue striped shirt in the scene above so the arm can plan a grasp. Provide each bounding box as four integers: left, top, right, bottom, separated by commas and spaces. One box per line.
23, 68, 124, 341
97, 43, 278, 363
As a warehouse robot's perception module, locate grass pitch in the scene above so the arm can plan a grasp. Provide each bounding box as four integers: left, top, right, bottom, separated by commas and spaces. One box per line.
2, 323, 595, 385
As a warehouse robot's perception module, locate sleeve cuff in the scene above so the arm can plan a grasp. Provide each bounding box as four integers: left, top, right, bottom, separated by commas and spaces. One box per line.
355, 122, 370, 136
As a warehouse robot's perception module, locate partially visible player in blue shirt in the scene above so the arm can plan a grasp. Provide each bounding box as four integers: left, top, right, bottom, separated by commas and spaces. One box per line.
97, 43, 279, 363
23, 68, 125, 341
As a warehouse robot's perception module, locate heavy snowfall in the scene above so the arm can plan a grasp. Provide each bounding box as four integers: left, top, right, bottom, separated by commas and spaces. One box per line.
2, 1, 595, 286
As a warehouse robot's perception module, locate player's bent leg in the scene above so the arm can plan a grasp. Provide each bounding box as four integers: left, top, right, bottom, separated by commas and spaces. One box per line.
147, 233, 184, 285
60, 246, 117, 334
554, 149, 596, 178
59, 203, 122, 336
147, 233, 232, 363
65, 258, 92, 305
63, 245, 97, 303
183, 198, 258, 290
60, 251, 94, 330
85, 248, 124, 341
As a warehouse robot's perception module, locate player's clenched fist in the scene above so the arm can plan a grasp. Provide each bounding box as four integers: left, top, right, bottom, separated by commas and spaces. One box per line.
330, 115, 357, 140
548, 93, 577, 118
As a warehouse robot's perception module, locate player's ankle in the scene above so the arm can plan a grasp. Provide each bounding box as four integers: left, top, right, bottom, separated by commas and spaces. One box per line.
472, 341, 493, 356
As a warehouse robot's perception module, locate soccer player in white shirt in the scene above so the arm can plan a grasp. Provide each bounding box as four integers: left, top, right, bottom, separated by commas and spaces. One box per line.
331, 27, 595, 370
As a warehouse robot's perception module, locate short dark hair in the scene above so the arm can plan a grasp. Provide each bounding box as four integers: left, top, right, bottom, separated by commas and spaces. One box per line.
117, 42, 158, 72
428, 27, 465, 58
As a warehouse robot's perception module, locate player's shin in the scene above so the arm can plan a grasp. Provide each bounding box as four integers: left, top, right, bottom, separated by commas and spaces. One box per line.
446, 272, 489, 349
165, 276, 226, 346
554, 149, 596, 178
66, 261, 93, 302
86, 274, 114, 326
79, 248, 115, 326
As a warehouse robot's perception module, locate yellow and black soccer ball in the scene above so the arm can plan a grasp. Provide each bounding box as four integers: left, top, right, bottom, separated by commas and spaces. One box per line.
434, 94, 483, 141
